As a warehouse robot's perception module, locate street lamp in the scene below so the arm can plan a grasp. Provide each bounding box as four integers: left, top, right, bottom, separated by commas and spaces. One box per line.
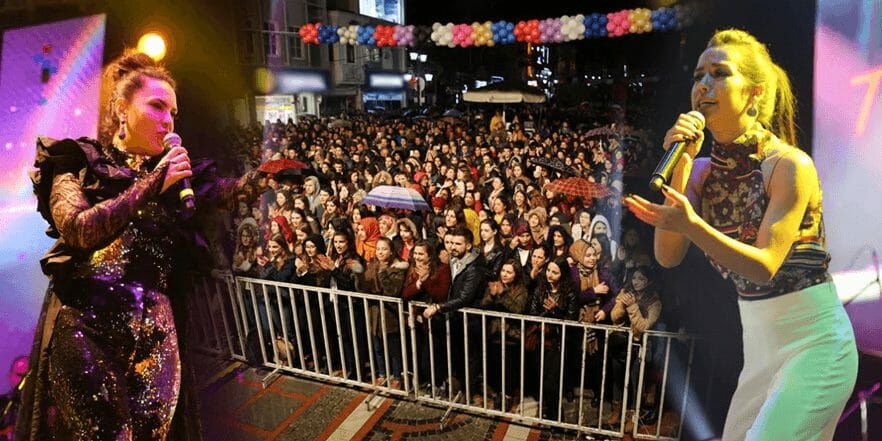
408, 51, 430, 107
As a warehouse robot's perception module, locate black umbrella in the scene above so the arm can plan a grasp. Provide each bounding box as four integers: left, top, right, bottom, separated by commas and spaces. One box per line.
528, 157, 581, 177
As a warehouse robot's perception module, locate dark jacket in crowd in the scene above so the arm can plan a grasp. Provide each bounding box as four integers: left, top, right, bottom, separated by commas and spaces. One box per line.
438, 249, 488, 315
482, 243, 508, 278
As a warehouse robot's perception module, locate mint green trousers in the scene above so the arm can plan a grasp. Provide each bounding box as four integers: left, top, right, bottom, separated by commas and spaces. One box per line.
722, 281, 858, 441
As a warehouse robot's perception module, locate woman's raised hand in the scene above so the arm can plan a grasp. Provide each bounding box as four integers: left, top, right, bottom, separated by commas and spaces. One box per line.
662, 111, 705, 159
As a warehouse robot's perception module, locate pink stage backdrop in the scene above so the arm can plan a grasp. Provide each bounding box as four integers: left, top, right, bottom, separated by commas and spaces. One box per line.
815, 1, 882, 354
0, 14, 106, 392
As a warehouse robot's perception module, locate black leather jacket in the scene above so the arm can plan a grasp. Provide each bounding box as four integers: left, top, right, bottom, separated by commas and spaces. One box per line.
438, 251, 488, 315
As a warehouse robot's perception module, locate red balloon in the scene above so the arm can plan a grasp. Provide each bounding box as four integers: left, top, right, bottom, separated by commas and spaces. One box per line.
300, 23, 320, 44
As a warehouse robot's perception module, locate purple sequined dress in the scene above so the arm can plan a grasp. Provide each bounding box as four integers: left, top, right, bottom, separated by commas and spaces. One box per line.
17, 137, 255, 441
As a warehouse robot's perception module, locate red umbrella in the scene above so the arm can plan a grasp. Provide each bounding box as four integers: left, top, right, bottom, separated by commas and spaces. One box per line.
545, 177, 614, 199
257, 159, 309, 175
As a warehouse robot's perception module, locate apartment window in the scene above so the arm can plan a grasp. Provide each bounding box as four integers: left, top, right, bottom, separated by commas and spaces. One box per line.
287, 26, 303, 59
263, 22, 278, 57
346, 45, 355, 63
306, 4, 323, 22
239, 33, 254, 62
240, 18, 254, 58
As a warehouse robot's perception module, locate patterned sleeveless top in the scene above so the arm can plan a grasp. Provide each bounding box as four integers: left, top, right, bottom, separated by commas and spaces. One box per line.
700, 124, 831, 300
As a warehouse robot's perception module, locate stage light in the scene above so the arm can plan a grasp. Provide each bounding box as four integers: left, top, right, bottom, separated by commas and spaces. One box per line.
137, 32, 167, 61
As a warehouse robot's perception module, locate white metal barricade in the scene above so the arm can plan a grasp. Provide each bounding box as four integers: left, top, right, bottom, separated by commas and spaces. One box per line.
195, 274, 695, 439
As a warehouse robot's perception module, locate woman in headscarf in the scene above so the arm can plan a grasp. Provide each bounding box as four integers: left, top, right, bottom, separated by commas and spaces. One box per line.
527, 206, 549, 247
233, 219, 260, 277
356, 217, 381, 262
267, 215, 295, 253
570, 239, 620, 406
588, 213, 618, 257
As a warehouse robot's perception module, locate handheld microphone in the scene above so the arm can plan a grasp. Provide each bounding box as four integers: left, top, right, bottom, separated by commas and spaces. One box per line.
649, 111, 706, 192
161, 132, 196, 214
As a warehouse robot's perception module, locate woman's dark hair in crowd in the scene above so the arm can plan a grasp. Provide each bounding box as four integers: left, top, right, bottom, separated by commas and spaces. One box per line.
276, 189, 294, 209
447, 195, 466, 212
499, 258, 525, 286
268, 233, 290, 269
624, 265, 659, 294
547, 255, 577, 292
592, 233, 613, 264
290, 207, 310, 224
304, 233, 326, 255
411, 239, 440, 272
444, 207, 466, 228
502, 212, 519, 228
375, 237, 394, 261
329, 230, 358, 261
329, 216, 352, 235
479, 218, 501, 246
479, 208, 493, 221
295, 224, 312, 241
546, 224, 574, 249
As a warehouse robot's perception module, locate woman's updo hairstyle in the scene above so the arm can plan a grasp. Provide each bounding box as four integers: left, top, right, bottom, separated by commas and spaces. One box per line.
98, 50, 176, 145
706, 29, 797, 146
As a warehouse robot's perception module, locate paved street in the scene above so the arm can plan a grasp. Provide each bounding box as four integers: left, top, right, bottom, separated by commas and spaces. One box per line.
193, 355, 677, 441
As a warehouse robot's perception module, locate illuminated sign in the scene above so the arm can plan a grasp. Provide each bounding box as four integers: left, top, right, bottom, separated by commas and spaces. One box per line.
850, 65, 882, 136
367, 71, 405, 90
273, 69, 329, 94
359, 0, 404, 25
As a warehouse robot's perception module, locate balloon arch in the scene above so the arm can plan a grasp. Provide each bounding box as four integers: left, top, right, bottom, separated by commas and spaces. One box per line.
297, 4, 695, 48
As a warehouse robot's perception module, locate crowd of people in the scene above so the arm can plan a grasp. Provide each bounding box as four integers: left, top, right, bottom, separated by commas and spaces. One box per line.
217, 108, 673, 425
4, 24, 852, 440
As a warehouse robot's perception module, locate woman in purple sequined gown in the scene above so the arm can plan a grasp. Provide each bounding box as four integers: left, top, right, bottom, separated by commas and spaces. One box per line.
16, 51, 258, 441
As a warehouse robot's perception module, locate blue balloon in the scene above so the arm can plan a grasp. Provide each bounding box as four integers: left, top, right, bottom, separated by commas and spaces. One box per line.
583, 13, 608, 38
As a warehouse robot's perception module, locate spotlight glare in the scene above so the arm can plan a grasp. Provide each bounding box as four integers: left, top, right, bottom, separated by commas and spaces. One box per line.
137, 32, 167, 61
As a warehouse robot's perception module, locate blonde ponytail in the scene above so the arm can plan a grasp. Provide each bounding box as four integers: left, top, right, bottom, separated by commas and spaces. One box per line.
706, 29, 798, 146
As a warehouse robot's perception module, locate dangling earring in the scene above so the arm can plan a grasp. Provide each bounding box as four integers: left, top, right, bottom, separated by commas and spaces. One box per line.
118, 115, 127, 140
747, 105, 758, 117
